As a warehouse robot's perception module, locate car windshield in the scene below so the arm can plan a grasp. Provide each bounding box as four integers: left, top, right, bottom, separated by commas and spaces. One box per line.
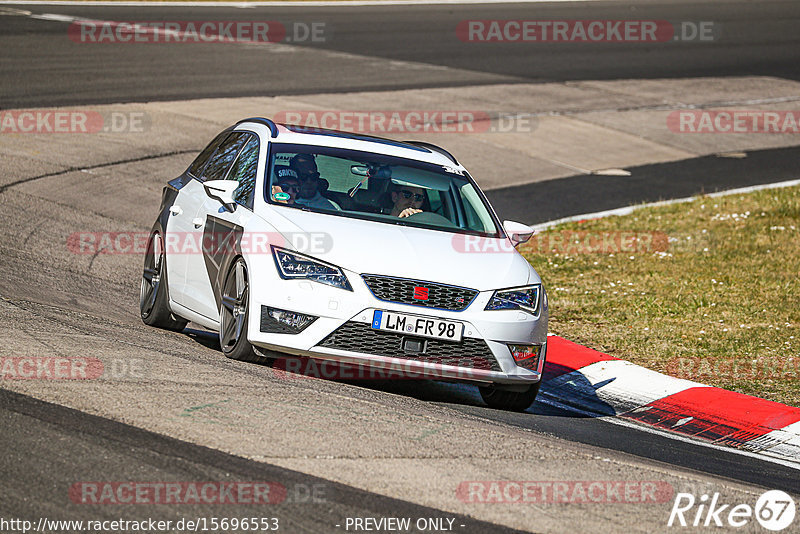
265, 143, 502, 238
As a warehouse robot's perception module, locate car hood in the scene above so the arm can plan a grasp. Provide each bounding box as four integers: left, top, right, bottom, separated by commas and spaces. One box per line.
264, 208, 538, 292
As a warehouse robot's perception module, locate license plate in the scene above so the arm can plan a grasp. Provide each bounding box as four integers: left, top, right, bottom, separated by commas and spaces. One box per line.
371, 310, 463, 342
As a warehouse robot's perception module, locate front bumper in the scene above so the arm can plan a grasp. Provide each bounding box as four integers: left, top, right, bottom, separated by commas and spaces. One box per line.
245, 259, 547, 385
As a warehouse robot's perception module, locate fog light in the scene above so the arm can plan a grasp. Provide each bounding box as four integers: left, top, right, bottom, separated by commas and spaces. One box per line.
260, 306, 317, 334
508, 344, 542, 370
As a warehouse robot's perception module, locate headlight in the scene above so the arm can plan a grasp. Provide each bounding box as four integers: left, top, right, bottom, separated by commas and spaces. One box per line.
272, 246, 352, 291
485, 285, 541, 315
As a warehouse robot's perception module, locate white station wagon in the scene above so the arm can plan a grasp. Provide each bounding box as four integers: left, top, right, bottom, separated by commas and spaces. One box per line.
140, 118, 548, 411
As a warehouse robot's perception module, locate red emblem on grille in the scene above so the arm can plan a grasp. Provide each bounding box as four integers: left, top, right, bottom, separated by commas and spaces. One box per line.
413, 286, 429, 300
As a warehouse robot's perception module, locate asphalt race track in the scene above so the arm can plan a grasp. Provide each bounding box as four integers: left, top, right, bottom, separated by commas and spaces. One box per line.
1, 1, 800, 532
488, 145, 800, 224
1, 1, 799, 107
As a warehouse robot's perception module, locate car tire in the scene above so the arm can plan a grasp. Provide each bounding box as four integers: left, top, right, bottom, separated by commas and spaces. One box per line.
479, 381, 541, 412
219, 257, 264, 363
140, 231, 188, 332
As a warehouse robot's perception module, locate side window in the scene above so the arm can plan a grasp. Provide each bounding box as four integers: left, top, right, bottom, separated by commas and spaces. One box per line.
427, 189, 442, 214
225, 135, 259, 210
200, 132, 249, 182
188, 132, 228, 178
314, 155, 361, 192
459, 182, 496, 233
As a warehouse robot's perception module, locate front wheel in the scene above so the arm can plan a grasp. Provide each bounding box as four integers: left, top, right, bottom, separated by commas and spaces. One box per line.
479, 381, 541, 412
140, 232, 187, 332
219, 258, 263, 363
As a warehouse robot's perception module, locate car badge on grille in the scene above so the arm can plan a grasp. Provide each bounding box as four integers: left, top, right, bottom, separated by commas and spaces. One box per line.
413, 286, 429, 300
455, 297, 465, 304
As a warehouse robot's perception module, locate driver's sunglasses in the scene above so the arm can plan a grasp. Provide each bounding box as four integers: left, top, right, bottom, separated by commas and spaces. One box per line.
279, 183, 300, 193
400, 190, 425, 202
298, 171, 320, 181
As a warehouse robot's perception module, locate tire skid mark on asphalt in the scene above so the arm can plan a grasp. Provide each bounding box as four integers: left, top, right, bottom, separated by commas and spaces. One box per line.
0, 149, 197, 194
8, 7, 518, 87
168, 393, 457, 444
0, 296, 207, 361
1, 261, 793, 526
1, 295, 476, 439
0, 388, 528, 534
0, 186, 152, 254
2, 296, 575, 464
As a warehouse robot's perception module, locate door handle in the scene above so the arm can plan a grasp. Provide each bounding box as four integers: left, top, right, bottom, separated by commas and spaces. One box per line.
192, 218, 204, 229
169, 205, 182, 216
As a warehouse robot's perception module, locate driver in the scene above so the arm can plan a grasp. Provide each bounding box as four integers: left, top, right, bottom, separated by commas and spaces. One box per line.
390, 184, 427, 218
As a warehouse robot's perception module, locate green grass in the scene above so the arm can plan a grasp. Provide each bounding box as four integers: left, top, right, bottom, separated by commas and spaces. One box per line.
521, 185, 800, 407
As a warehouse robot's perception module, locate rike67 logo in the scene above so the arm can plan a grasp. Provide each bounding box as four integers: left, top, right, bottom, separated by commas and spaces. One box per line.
668, 490, 796, 531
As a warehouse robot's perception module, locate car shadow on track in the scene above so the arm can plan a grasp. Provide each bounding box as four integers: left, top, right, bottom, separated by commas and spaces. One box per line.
181, 325, 615, 418
183, 327, 222, 350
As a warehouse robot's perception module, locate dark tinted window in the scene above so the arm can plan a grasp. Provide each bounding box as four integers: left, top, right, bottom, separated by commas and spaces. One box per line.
226, 135, 259, 210
188, 131, 229, 177
200, 132, 249, 182
264, 143, 501, 237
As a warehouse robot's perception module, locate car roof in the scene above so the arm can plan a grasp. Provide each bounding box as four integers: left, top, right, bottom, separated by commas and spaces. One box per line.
233, 117, 464, 170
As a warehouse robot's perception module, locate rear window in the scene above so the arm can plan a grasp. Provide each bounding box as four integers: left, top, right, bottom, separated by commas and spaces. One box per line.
188, 131, 228, 178
199, 132, 250, 182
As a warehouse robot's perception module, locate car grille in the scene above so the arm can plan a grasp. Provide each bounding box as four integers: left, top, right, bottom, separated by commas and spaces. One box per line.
318, 321, 501, 372
361, 274, 478, 312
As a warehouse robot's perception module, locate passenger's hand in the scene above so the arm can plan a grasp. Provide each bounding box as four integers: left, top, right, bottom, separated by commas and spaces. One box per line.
398, 208, 422, 218
271, 185, 288, 204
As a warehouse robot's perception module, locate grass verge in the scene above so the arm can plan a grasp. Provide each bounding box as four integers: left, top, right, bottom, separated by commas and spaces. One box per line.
521, 184, 800, 407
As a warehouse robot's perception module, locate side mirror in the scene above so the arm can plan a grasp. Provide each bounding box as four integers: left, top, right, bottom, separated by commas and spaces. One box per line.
503, 220, 535, 247
203, 180, 238, 212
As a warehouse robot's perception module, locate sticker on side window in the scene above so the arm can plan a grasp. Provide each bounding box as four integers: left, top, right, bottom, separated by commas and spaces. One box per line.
442, 165, 464, 176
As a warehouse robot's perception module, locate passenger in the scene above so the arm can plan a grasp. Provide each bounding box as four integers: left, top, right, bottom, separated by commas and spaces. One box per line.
290, 154, 340, 211
271, 166, 300, 205
390, 184, 427, 218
